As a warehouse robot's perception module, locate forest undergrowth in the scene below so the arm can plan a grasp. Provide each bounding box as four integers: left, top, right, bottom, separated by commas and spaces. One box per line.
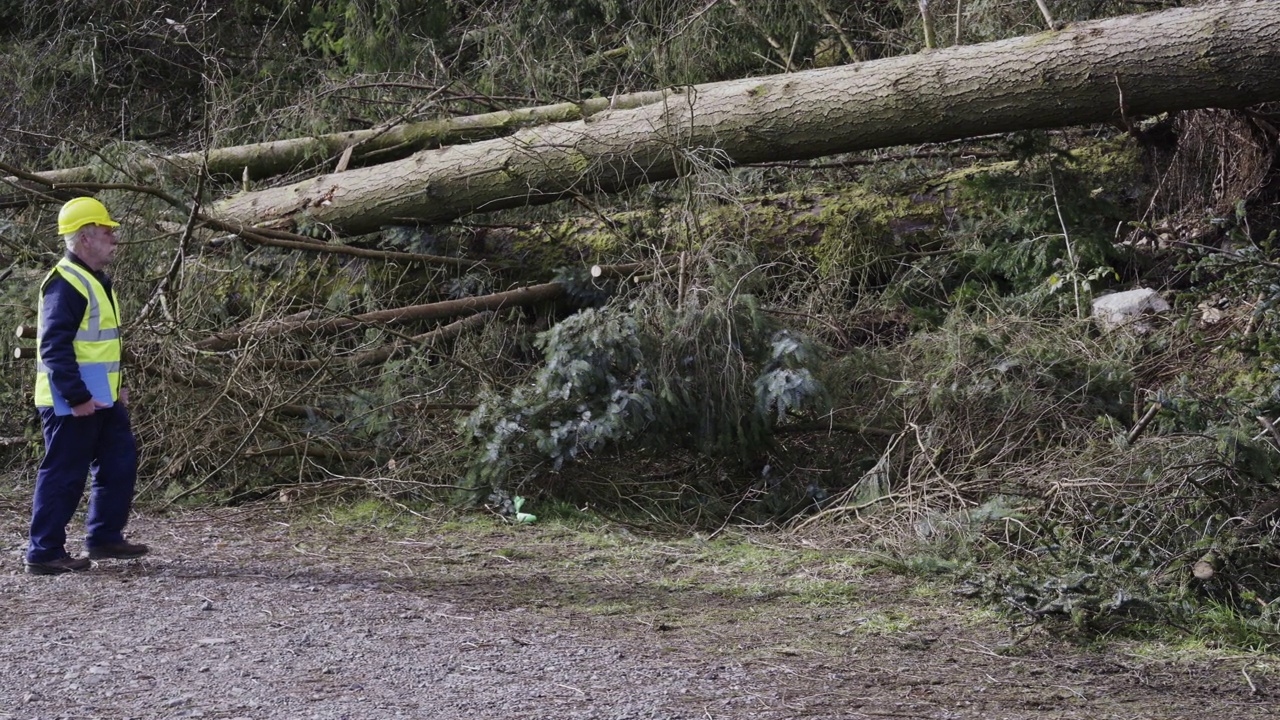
2, 0, 1280, 652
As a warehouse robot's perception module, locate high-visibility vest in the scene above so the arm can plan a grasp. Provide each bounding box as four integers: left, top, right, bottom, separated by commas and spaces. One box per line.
33, 257, 122, 407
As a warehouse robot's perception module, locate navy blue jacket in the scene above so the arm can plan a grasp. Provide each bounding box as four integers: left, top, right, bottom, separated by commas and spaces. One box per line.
39, 252, 118, 408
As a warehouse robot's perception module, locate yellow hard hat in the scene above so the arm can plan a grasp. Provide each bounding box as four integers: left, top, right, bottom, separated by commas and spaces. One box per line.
58, 197, 120, 235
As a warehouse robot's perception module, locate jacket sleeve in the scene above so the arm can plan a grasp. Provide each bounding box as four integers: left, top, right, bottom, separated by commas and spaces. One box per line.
39, 276, 93, 407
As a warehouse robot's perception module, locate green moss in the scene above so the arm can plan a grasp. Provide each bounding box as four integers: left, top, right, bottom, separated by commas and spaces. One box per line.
812, 191, 900, 274
458, 171, 999, 281
936, 160, 1021, 189
1065, 136, 1142, 186
687, 186, 947, 276
943, 136, 1142, 206
315, 497, 432, 535
1019, 29, 1063, 50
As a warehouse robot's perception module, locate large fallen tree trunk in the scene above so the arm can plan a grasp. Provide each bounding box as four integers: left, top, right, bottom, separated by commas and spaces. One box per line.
12, 90, 682, 191
212, 1, 1280, 236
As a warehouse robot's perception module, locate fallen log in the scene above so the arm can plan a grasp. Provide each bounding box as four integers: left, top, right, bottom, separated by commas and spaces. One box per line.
212, 1, 1280, 235
10, 89, 682, 192
0, 158, 495, 269
461, 181, 956, 270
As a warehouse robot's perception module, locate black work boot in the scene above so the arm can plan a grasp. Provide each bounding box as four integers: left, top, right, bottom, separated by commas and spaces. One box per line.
87, 541, 150, 560
25, 556, 92, 575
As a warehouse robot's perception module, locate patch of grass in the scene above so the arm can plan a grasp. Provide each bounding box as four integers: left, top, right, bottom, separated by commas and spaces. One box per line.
1121, 630, 1280, 680
493, 547, 538, 560
530, 499, 608, 528
652, 575, 705, 594
318, 497, 426, 533
851, 609, 917, 636
787, 578, 864, 607
710, 580, 787, 602
958, 606, 1008, 629
583, 601, 636, 617
1171, 600, 1280, 655
856, 550, 967, 579
435, 507, 535, 535
907, 580, 953, 600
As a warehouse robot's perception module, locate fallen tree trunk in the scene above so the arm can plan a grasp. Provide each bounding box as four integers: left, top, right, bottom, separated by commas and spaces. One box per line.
193, 283, 563, 352
462, 182, 955, 270
212, 1, 1280, 236
12, 90, 681, 191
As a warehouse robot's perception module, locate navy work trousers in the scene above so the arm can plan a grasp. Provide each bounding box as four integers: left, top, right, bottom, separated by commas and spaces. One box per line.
27, 404, 137, 563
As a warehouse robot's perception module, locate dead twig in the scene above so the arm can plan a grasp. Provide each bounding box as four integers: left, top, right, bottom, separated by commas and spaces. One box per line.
1126, 403, 1162, 445
1034, 0, 1058, 30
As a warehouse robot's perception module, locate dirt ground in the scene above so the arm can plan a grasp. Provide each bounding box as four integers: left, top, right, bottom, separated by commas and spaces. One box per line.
1, 497, 1278, 720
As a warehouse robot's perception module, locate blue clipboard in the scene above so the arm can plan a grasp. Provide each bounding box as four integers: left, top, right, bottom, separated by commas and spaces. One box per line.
52, 364, 114, 416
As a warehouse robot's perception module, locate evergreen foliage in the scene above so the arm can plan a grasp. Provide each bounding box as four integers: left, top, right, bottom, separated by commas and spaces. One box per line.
463, 251, 829, 496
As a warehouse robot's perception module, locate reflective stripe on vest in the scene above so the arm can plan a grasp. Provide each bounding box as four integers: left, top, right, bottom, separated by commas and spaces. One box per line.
54, 262, 121, 342
33, 257, 123, 407
35, 360, 121, 374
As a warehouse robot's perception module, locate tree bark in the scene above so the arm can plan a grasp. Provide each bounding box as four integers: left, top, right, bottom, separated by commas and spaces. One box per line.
13, 90, 683, 190
212, 1, 1280, 236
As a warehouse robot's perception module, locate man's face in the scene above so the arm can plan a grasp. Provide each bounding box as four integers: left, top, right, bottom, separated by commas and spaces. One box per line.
78, 224, 119, 270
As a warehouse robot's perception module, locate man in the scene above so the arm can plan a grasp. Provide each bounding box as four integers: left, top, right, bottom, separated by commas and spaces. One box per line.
26, 197, 148, 575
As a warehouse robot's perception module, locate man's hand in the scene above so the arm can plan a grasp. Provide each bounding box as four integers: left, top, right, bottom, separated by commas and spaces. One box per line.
71, 398, 111, 417
120, 387, 129, 407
